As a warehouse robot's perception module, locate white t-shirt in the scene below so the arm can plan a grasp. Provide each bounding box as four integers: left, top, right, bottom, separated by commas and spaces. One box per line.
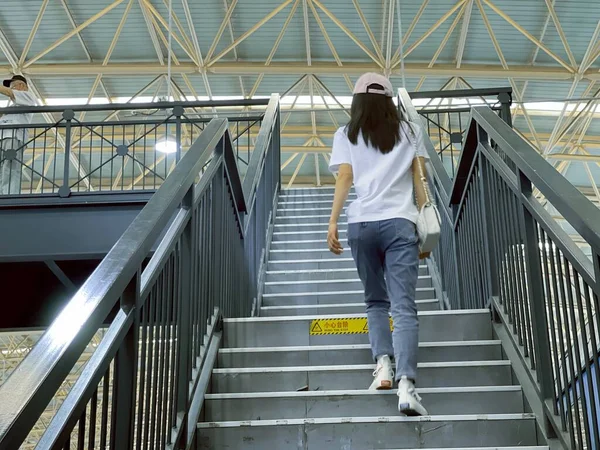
328, 121, 428, 225
0, 90, 37, 143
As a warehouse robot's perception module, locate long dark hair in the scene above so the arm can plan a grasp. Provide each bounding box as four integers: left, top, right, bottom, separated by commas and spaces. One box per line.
346, 85, 410, 154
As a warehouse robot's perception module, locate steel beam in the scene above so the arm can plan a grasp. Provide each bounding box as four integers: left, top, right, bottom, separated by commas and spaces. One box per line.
3, 62, 591, 80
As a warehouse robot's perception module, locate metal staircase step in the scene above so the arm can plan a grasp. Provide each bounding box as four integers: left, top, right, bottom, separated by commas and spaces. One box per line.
280, 187, 345, 195
274, 222, 349, 232
217, 341, 504, 368
268, 257, 357, 270
268, 248, 352, 260
260, 299, 440, 316
276, 207, 339, 217
196, 414, 540, 449
275, 214, 346, 224
272, 230, 348, 241
278, 200, 355, 208
210, 362, 513, 393
269, 257, 415, 270
271, 238, 350, 249
278, 192, 356, 200
383, 448, 549, 450
262, 288, 436, 305
264, 277, 432, 294
265, 265, 429, 281
205, 386, 523, 419
222, 310, 493, 347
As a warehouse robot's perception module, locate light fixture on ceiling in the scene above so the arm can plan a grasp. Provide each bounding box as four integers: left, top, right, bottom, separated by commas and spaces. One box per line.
155, 136, 177, 154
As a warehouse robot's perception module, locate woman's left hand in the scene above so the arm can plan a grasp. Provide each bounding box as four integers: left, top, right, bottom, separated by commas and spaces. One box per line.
327, 222, 344, 255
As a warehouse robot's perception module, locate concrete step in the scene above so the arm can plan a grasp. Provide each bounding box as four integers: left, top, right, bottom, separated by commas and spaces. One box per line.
217, 341, 504, 368
263, 277, 433, 294
265, 265, 429, 281
210, 361, 513, 393
222, 310, 492, 348
197, 414, 540, 449
205, 386, 523, 419
260, 299, 440, 316
262, 288, 435, 306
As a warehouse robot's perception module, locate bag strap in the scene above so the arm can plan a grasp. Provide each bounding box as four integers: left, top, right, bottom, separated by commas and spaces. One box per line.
407, 122, 434, 208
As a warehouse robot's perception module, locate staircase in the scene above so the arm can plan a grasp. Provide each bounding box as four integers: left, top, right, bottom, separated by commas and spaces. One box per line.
197, 187, 549, 449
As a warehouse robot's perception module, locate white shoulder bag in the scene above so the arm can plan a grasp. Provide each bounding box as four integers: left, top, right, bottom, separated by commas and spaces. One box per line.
408, 123, 441, 254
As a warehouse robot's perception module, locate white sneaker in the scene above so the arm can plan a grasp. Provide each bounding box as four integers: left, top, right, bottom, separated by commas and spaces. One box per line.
397, 376, 428, 416
369, 355, 394, 391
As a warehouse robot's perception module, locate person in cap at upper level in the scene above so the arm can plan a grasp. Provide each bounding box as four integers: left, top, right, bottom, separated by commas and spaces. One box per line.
327, 72, 430, 416
0, 74, 38, 195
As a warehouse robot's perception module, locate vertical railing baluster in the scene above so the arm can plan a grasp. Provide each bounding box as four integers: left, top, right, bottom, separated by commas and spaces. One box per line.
517, 170, 555, 435
60, 110, 74, 198
172, 185, 194, 449
111, 271, 141, 450
174, 106, 183, 163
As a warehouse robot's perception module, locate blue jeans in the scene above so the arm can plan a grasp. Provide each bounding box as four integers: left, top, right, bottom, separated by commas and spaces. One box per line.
348, 218, 420, 382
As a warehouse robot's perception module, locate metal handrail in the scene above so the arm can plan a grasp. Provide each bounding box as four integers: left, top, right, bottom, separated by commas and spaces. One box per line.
0, 98, 270, 115
0, 95, 281, 449
0, 102, 264, 198
401, 87, 600, 449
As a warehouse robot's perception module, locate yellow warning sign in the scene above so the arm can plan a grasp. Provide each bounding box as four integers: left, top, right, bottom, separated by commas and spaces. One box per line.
309, 318, 393, 335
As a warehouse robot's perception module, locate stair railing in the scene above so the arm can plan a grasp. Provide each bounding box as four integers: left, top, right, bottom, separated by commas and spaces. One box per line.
401, 88, 600, 450
0, 94, 281, 450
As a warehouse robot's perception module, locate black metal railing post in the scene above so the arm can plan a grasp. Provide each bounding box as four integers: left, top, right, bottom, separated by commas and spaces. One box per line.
498, 91, 513, 127
517, 168, 560, 435
60, 110, 74, 198
111, 271, 141, 450
477, 125, 499, 302
174, 106, 183, 163
173, 185, 194, 449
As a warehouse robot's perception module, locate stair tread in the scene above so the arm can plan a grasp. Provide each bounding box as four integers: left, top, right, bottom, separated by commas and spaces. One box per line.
224, 309, 489, 323
219, 340, 502, 354
261, 300, 438, 310
266, 265, 426, 273
262, 287, 434, 298
383, 447, 548, 450
197, 413, 537, 428
207, 385, 520, 397
264, 276, 431, 285
213, 361, 511, 374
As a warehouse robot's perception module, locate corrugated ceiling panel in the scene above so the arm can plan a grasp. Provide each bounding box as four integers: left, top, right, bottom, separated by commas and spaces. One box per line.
72, 1, 166, 62
30, 76, 97, 98
462, 1, 543, 65
543, 1, 600, 65
0, 0, 88, 63
232, 2, 295, 61
308, 1, 382, 62
101, 75, 164, 98
564, 163, 600, 188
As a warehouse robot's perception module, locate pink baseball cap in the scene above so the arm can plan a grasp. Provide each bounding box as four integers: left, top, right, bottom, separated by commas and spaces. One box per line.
353, 73, 394, 97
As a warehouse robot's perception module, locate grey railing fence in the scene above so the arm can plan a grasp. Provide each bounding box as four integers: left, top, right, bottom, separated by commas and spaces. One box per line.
0, 99, 267, 197
0, 95, 281, 450
401, 88, 600, 450
406, 87, 512, 179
